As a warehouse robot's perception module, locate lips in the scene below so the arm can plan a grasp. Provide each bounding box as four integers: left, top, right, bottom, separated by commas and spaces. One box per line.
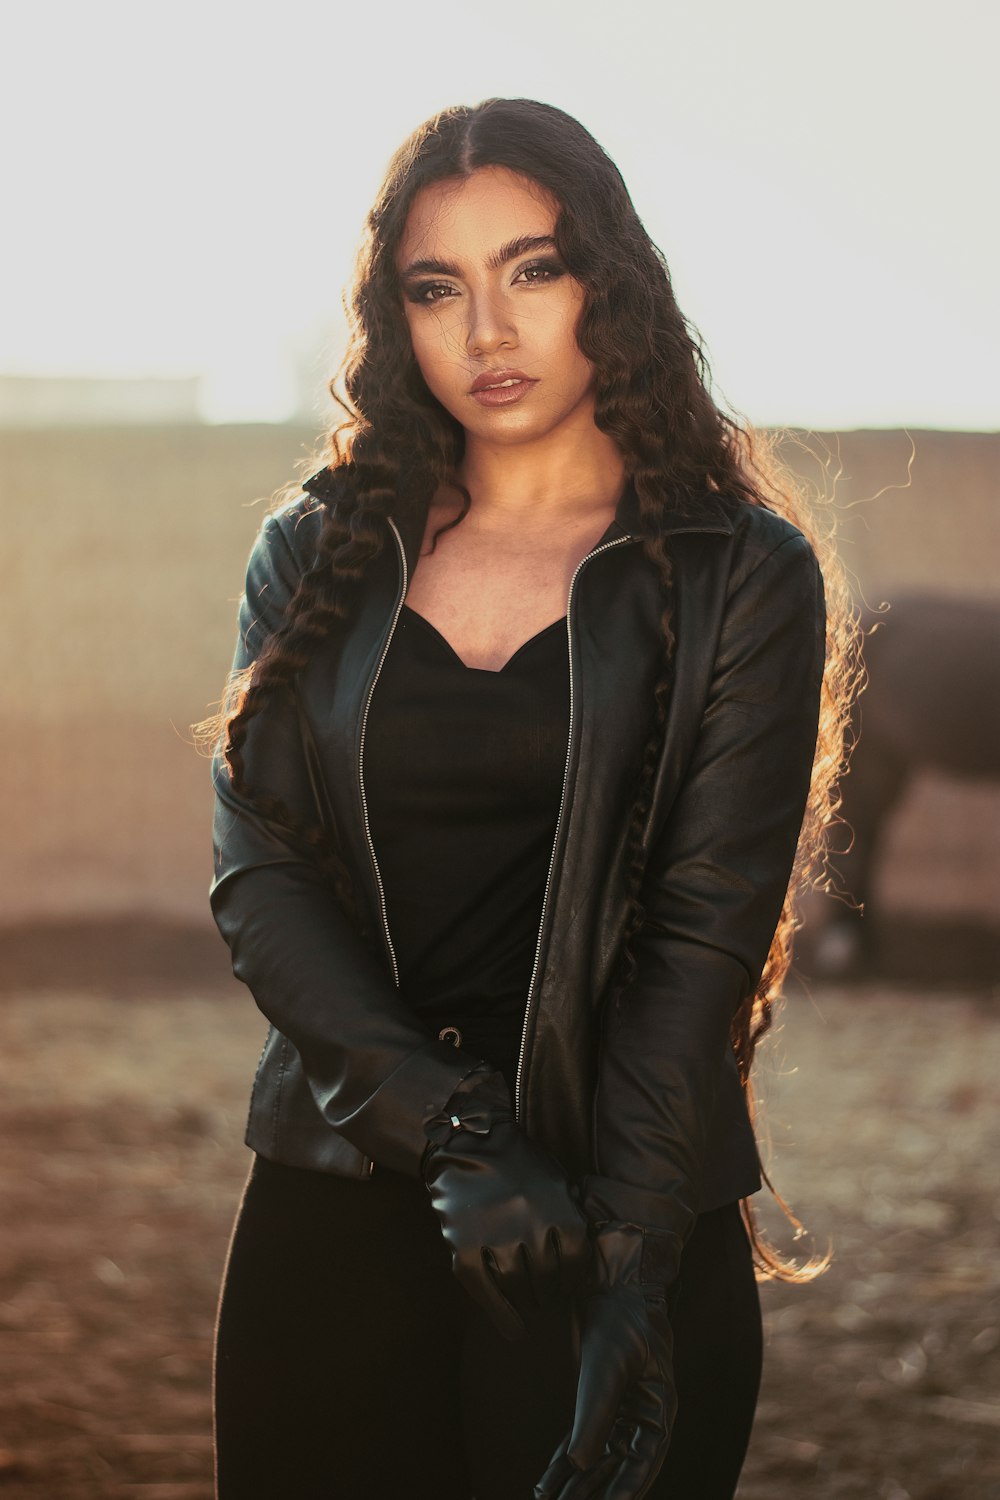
469, 368, 536, 393
468, 369, 538, 408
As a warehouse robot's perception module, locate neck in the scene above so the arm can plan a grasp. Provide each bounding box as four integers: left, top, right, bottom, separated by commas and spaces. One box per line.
455, 411, 626, 532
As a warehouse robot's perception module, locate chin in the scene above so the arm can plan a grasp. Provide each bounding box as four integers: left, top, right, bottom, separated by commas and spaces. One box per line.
466, 412, 547, 440
461, 398, 580, 445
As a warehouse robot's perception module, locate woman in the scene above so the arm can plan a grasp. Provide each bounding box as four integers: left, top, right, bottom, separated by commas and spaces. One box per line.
202, 98, 858, 1500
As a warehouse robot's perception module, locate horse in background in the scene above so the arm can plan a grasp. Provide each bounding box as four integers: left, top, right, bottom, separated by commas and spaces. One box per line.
808, 593, 1000, 978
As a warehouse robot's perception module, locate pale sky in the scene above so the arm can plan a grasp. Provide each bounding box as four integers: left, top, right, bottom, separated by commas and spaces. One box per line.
3, 0, 997, 429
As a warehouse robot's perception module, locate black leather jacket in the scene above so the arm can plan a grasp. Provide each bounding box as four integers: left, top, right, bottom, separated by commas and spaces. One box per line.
210, 475, 825, 1230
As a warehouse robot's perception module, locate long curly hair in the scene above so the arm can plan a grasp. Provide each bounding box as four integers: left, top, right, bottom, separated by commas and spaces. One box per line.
198, 98, 862, 1279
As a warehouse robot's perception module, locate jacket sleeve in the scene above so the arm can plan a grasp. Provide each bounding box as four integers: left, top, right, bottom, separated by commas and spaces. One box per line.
583, 530, 826, 1239
209, 510, 485, 1176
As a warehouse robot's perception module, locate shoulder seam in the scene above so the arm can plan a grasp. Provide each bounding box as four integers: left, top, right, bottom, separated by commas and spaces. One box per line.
730, 529, 815, 601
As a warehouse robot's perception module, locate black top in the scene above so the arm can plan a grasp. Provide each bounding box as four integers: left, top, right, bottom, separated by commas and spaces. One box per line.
363, 602, 571, 1092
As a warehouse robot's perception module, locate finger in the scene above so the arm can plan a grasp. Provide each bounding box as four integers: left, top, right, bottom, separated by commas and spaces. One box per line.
534, 1442, 620, 1500
588, 1440, 664, 1500
533, 1436, 573, 1500
590, 1406, 671, 1500
550, 1224, 595, 1297
484, 1239, 540, 1314
532, 1228, 591, 1311
565, 1355, 623, 1470
564, 1452, 623, 1500
453, 1251, 527, 1342
519, 1238, 547, 1312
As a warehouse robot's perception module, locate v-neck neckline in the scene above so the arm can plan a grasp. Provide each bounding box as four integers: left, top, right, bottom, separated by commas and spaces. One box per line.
401, 604, 567, 675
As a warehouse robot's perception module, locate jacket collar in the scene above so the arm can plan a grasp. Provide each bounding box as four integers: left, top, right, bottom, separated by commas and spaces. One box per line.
302, 467, 735, 579
609, 476, 734, 539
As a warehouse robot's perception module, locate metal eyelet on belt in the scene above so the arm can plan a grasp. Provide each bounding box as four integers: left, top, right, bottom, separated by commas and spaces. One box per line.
438, 1025, 462, 1048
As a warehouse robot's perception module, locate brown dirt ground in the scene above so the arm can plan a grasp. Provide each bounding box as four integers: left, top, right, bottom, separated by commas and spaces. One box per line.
0, 963, 998, 1499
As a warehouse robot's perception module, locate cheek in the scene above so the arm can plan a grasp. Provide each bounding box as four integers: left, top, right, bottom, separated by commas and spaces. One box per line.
539, 291, 588, 370
405, 308, 466, 386
547, 324, 593, 395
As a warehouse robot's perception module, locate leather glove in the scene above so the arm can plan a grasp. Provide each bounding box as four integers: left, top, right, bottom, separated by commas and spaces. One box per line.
533, 1220, 681, 1500
421, 1066, 593, 1341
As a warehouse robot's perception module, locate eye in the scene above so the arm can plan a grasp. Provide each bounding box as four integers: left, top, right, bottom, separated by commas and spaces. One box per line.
405, 281, 457, 306
513, 258, 565, 286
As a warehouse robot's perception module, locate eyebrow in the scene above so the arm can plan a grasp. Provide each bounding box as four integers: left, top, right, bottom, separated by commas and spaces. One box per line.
399, 234, 558, 279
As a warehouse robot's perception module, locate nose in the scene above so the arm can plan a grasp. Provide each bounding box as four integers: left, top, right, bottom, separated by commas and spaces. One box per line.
465, 287, 517, 358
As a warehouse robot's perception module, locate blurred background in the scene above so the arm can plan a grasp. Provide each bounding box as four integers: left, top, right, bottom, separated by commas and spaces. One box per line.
1, 1, 998, 1496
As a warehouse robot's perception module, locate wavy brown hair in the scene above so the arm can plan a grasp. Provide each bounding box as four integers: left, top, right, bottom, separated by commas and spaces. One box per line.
197, 98, 862, 1279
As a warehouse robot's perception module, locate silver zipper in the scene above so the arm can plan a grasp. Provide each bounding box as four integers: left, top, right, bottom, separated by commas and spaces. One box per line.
357, 516, 408, 987
514, 533, 636, 1121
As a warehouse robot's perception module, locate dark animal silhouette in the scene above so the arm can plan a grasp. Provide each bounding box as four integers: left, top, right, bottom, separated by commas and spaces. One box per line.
813, 593, 1000, 976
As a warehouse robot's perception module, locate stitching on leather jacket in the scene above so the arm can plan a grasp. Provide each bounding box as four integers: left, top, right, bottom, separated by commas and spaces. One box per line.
272, 1031, 289, 1149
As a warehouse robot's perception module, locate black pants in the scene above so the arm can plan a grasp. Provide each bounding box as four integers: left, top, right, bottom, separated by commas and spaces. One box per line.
213, 1154, 762, 1499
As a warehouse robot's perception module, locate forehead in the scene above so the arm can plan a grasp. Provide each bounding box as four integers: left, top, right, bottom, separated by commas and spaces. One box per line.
397, 166, 559, 266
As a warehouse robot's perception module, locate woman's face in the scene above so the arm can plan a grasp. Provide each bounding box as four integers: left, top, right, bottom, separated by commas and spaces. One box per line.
396, 166, 595, 448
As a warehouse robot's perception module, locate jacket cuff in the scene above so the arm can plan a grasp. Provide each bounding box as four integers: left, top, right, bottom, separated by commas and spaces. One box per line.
422, 1066, 513, 1153
581, 1173, 698, 1245
591, 1221, 684, 1293
338, 1037, 486, 1176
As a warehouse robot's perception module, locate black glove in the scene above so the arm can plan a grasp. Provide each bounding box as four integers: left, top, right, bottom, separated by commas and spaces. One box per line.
533, 1220, 681, 1500
421, 1066, 593, 1341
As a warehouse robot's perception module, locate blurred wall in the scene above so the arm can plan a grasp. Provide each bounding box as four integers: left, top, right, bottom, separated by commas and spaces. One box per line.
3, 424, 998, 926
775, 429, 1000, 605
4, 424, 318, 922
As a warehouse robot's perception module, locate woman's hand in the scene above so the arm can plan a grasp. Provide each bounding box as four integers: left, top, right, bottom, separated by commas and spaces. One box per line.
533, 1223, 680, 1500
421, 1069, 594, 1340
